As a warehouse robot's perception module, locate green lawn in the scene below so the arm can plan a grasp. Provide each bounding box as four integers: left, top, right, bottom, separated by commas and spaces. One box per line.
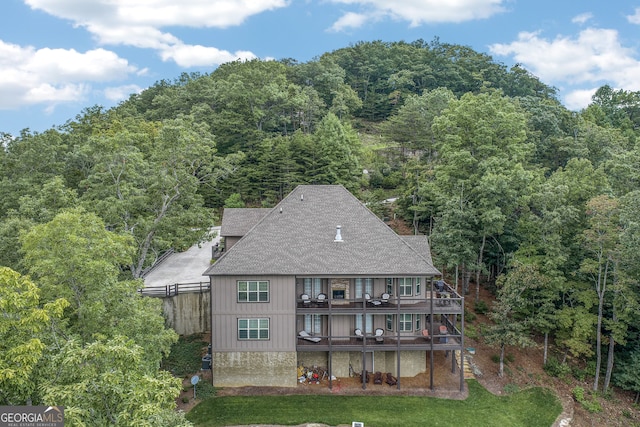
186, 380, 562, 427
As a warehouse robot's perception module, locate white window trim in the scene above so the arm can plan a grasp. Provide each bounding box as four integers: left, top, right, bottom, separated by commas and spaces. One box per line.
238, 318, 270, 340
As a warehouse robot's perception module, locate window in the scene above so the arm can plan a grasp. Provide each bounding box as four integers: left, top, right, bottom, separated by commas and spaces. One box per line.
398, 278, 413, 296
386, 314, 393, 331
237, 281, 269, 302
399, 314, 412, 331
386, 278, 393, 294
416, 277, 421, 295
355, 314, 373, 334
303, 278, 322, 297
415, 315, 421, 331
304, 314, 322, 334
238, 318, 269, 340
355, 278, 373, 298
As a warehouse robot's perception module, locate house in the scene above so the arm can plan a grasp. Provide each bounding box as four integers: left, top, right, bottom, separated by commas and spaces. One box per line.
203, 185, 465, 390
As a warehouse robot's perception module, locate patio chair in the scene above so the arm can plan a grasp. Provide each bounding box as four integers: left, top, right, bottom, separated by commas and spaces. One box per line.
374, 328, 384, 343
365, 293, 381, 306
316, 293, 327, 305
380, 292, 391, 304
354, 328, 364, 341
385, 373, 397, 386
298, 330, 321, 343
373, 371, 383, 384
301, 294, 311, 306
421, 329, 430, 340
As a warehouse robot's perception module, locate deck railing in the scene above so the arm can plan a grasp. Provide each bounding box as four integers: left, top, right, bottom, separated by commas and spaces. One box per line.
138, 281, 210, 297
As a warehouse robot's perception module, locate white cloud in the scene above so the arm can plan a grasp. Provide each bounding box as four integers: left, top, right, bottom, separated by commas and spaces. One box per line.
627, 7, 640, 24
489, 28, 640, 88
0, 40, 137, 109
24, 0, 286, 65
328, 12, 369, 32
160, 44, 257, 67
571, 12, 593, 25
328, 0, 506, 29
104, 84, 143, 102
563, 88, 598, 111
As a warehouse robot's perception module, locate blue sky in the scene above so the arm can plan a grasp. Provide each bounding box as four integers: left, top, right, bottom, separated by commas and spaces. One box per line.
2, 0, 640, 136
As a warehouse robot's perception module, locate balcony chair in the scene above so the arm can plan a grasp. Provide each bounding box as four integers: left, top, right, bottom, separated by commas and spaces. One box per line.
385, 372, 397, 386
421, 329, 430, 340
316, 293, 327, 305
364, 293, 382, 306
380, 293, 390, 304
301, 294, 311, 306
374, 328, 384, 343
354, 328, 364, 341
298, 330, 321, 343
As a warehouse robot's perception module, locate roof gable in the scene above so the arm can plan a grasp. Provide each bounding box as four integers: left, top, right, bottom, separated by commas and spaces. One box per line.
220, 208, 271, 237
204, 185, 440, 276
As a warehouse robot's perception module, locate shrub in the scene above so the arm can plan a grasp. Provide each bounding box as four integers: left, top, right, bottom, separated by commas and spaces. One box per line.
506, 353, 515, 363
474, 300, 489, 314
572, 386, 602, 413
544, 357, 571, 379
465, 324, 478, 340
464, 308, 477, 323
491, 354, 500, 364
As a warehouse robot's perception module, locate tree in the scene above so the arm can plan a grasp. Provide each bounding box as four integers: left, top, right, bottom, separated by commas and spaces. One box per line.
581, 195, 620, 391
431, 90, 534, 301
41, 337, 190, 427
311, 113, 362, 190
484, 265, 536, 377
21, 209, 177, 366
0, 267, 68, 405
78, 116, 220, 277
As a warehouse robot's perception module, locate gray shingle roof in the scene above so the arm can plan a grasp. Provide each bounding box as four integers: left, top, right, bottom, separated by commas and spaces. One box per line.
220, 208, 271, 237
204, 185, 441, 277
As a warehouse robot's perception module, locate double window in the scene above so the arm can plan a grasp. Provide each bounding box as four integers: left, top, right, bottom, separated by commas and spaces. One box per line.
394, 277, 422, 296
237, 318, 269, 340
354, 278, 374, 299
355, 314, 373, 334
237, 280, 269, 302
303, 278, 323, 297
304, 314, 322, 334
386, 314, 421, 332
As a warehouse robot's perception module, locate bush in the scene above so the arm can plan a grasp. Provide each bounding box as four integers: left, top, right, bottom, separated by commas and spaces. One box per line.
162, 334, 208, 376
544, 357, 571, 379
491, 354, 500, 364
464, 308, 477, 323
465, 324, 479, 340
572, 386, 602, 413
474, 300, 489, 314
195, 380, 216, 400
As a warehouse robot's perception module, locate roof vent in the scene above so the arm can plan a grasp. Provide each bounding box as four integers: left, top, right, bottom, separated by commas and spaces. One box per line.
334, 225, 343, 242
279, 207, 283, 214
301, 194, 304, 201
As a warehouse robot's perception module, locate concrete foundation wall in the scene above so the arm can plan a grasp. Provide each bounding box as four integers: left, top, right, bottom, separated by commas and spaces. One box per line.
162, 292, 210, 336
212, 351, 297, 387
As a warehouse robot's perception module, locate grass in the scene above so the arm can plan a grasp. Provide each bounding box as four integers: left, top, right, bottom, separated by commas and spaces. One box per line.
186, 379, 562, 427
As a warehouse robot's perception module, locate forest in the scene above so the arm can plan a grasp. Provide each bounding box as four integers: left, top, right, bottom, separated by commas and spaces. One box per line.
1, 39, 640, 423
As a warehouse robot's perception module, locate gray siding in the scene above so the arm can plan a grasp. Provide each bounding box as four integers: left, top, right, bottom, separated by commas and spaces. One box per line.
211, 275, 296, 352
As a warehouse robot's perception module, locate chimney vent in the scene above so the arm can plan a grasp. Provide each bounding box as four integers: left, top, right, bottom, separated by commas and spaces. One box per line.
334, 225, 343, 242
301, 194, 304, 201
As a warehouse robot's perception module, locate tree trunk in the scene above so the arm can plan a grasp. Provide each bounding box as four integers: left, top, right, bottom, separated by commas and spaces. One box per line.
543, 332, 549, 365
603, 332, 615, 391
498, 343, 505, 377
475, 234, 486, 303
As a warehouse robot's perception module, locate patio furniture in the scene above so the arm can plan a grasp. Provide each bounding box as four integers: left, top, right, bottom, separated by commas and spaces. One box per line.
316, 293, 327, 305
373, 371, 383, 384
374, 328, 384, 343
299, 330, 321, 343
385, 373, 397, 386
380, 293, 391, 304
301, 294, 311, 306
354, 328, 364, 340
421, 329, 430, 340
365, 293, 382, 306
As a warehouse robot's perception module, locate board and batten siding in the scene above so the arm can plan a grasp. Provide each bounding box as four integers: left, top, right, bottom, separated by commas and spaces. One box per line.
210, 275, 296, 352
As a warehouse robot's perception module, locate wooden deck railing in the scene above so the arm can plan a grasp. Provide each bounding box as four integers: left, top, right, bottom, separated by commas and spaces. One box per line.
138, 281, 210, 297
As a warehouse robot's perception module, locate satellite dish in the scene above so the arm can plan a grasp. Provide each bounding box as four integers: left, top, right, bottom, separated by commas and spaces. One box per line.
191, 375, 200, 385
